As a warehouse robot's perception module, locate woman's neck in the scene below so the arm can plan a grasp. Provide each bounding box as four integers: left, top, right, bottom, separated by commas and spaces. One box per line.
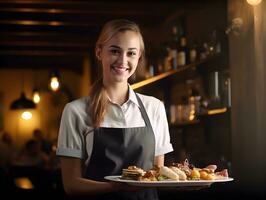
104, 82, 129, 106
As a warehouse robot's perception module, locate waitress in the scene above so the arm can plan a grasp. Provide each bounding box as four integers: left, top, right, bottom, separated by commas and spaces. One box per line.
56, 19, 173, 200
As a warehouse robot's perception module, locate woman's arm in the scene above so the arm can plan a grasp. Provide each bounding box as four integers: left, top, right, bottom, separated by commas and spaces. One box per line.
154, 154, 164, 167
60, 157, 121, 195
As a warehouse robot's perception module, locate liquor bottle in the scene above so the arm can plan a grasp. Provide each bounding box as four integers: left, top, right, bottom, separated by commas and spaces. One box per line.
189, 40, 198, 63
199, 41, 210, 60
208, 71, 222, 108
163, 42, 172, 71
188, 86, 201, 115
169, 25, 179, 69
178, 38, 190, 66
209, 29, 222, 55
177, 27, 189, 66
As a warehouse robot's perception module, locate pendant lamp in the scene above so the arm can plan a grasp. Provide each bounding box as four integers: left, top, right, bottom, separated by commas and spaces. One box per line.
10, 92, 36, 110
49, 69, 60, 92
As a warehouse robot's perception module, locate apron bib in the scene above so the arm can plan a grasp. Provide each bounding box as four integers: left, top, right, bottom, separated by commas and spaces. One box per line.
85, 94, 159, 200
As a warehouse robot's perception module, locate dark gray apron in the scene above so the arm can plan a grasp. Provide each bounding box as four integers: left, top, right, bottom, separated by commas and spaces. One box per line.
84, 94, 159, 200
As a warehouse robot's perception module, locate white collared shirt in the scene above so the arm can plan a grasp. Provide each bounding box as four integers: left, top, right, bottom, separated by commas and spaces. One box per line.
56, 86, 173, 164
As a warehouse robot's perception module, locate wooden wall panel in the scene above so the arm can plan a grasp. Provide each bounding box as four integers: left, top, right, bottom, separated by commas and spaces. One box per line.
228, 0, 266, 195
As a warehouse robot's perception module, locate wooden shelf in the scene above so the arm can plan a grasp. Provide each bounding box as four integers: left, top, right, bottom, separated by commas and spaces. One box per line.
169, 107, 229, 128
131, 69, 177, 89
207, 107, 228, 115
131, 56, 218, 90
198, 107, 228, 117
170, 120, 200, 128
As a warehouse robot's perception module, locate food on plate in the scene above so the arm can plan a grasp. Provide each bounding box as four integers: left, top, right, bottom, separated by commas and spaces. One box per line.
121, 165, 146, 180
169, 166, 187, 180
215, 169, 229, 179
120, 159, 230, 182
159, 166, 179, 180
190, 168, 201, 180
139, 170, 158, 181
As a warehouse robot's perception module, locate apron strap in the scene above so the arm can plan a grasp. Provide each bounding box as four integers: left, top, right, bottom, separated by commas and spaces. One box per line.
135, 93, 154, 131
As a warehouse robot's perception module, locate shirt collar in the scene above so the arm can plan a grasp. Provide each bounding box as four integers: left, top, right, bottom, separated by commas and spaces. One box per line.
106, 84, 140, 108
128, 85, 140, 108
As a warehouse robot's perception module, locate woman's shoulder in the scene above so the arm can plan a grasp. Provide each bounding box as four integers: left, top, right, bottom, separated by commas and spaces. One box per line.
64, 96, 89, 113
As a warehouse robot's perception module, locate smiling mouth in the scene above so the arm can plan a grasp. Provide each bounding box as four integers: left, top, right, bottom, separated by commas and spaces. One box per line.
111, 65, 130, 74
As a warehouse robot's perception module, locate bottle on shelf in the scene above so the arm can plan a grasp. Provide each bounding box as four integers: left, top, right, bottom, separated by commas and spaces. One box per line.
162, 42, 173, 72
199, 41, 210, 60
169, 25, 179, 69
221, 70, 231, 108
189, 40, 198, 63
208, 70, 222, 109
188, 86, 202, 116
177, 26, 189, 66
209, 29, 222, 55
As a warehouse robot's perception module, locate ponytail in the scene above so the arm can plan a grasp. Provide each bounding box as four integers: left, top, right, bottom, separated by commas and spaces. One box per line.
88, 77, 108, 128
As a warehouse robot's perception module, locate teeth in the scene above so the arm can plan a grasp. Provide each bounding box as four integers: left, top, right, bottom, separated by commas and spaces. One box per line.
112, 66, 128, 71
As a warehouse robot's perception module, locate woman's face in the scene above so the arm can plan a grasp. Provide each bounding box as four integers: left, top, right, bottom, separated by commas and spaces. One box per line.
97, 30, 141, 85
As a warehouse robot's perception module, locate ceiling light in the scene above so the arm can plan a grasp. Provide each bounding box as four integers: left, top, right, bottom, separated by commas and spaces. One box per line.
49, 69, 60, 92
246, 0, 262, 6
21, 111, 32, 120
32, 88, 41, 104
10, 92, 36, 110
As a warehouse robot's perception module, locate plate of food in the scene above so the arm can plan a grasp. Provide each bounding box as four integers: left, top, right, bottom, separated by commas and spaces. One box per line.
104, 175, 233, 187
104, 160, 234, 187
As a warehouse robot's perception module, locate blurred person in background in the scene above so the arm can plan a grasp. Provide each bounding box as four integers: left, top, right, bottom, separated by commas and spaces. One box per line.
33, 129, 52, 156
0, 132, 16, 193
0, 131, 17, 169
14, 139, 49, 168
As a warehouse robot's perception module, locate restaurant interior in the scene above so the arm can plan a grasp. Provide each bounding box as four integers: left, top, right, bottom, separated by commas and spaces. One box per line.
0, 0, 265, 199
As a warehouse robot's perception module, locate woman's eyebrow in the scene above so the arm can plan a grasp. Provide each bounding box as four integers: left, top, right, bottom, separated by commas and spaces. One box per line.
109, 45, 137, 51
109, 45, 121, 49
128, 48, 138, 51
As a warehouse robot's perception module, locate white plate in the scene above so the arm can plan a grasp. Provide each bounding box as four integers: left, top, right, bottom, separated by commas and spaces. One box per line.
104, 176, 234, 187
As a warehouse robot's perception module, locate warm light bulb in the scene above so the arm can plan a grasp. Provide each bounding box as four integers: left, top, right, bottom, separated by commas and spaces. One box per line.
33, 91, 40, 104
246, 0, 262, 6
21, 111, 32, 120
14, 178, 34, 189
50, 77, 60, 91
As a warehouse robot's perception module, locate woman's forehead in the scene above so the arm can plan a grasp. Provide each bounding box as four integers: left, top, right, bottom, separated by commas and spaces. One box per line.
105, 31, 141, 49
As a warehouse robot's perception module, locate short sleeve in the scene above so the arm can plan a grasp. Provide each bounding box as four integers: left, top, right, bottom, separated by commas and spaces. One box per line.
154, 101, 173, 156
56, 103, 86, 159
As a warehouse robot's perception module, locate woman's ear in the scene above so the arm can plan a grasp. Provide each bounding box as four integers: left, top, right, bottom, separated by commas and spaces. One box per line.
95, 47, 102, 60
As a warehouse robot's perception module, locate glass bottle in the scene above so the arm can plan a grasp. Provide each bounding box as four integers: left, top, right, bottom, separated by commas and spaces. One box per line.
178, 38, 189, 66
189, 40, 198, 63
169, 25, 179, 69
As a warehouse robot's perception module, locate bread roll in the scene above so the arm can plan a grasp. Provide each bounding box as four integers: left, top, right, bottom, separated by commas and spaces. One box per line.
159, 166, 179, 180
170, 166, 187, 180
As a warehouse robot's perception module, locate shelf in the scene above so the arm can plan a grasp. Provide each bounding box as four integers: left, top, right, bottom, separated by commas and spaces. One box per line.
131, 69, 177, 89
170, 120, 200, 128
198, 107, 228, 117
131, 56, 219, 90
207, 107, 228, 115
169, 107, 229, 128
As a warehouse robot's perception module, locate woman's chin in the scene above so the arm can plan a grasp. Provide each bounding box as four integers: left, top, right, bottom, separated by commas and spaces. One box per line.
111, 71, 132, 82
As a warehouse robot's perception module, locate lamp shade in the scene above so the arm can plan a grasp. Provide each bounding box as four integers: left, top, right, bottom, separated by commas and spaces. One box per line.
10, 92, 36, 110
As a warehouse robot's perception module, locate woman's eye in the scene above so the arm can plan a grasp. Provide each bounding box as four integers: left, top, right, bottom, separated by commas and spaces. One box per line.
128, 51, 137, 56
110, 49, 120, 54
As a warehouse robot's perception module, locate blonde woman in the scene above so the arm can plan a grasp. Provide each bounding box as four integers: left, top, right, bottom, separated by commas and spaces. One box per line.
56, 19, 173, 200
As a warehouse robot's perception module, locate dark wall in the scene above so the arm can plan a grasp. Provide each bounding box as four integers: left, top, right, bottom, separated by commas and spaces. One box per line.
228, 0, 266, 196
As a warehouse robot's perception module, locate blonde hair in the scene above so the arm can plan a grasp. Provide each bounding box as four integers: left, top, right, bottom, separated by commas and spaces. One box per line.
89, 19, 145, 127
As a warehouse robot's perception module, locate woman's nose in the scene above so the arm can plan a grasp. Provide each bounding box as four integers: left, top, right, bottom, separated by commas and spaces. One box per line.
117, 53, 127, 65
